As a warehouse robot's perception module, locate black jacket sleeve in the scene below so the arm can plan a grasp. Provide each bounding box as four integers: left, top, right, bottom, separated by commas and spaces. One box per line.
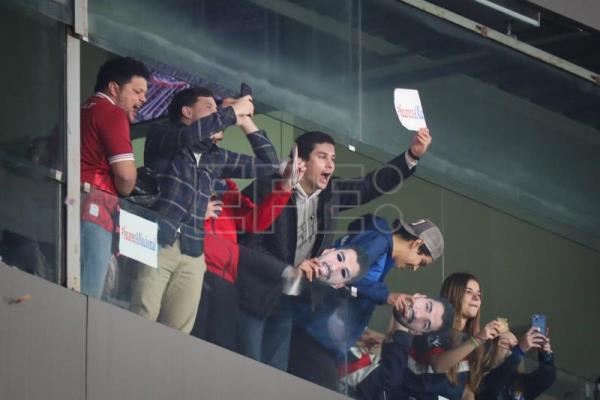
479, 349, 523, 400
331, 152, 414, 212
523, 353, 556, 400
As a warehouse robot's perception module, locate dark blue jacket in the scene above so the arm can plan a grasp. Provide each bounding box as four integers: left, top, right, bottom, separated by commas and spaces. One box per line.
478, 348, 556, 400
355, 331, 414, 400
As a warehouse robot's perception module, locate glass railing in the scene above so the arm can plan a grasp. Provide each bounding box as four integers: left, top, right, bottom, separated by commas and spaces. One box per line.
0, 152, 63, 284
1, 0, 598, 397
75, 166, 598, 400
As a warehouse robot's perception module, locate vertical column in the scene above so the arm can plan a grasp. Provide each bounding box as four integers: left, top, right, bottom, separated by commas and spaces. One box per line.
74, 0, 88, 40
65, 33, 81, 291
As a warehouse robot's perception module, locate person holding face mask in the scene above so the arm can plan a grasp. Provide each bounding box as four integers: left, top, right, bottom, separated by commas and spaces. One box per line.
236, 128, 432, 371
351, 297, 455, 400
403, 273, 503, 400
287, 214, 444, 391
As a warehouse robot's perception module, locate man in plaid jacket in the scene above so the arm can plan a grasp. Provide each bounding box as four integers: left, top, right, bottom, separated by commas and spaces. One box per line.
130, 87, 280, 333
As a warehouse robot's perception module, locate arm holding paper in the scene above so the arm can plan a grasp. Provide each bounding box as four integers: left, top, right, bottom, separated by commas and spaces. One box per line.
393, 88, 431, 162
409, 127, 431, 159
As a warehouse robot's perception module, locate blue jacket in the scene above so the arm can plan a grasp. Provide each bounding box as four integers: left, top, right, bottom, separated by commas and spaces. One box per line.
293, 215, 396, 356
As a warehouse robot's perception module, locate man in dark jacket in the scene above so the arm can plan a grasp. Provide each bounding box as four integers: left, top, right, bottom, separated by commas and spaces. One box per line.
236, 127, 432, 370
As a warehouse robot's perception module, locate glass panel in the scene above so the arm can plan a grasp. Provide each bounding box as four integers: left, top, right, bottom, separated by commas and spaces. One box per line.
0, 2, 65, 284
87, 0, 361, 138
84, 2, 600, 388
0, 153, 62, 283
0, 1, 65, 172
4, 0, 73, 25
76, 98, 599, 395
356, 1, 600, 250
87, 0, 600, 251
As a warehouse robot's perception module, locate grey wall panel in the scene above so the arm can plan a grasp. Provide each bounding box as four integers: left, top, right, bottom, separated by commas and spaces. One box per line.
528, 0, 600, 32
87, 298, 348, 400
0, 264, 87, 400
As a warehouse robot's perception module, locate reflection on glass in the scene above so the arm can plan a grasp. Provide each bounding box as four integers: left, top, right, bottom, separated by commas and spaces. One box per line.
0, 1, 65, 171
0, 154, 61, 283
0, 3, 64, 284
88, 0, 600, 251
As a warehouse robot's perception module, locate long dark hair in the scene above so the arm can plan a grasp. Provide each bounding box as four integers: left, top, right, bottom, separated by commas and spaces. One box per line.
440, 272, 485, 392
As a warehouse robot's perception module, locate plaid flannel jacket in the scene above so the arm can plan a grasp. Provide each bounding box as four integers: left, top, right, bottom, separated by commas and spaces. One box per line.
144, 106, 279, 257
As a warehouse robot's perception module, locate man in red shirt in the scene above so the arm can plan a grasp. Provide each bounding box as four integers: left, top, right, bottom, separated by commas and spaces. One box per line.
80, 57, 149, 298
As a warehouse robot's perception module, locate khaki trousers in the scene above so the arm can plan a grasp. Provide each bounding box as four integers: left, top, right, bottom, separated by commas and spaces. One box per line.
130, 239, 206, 333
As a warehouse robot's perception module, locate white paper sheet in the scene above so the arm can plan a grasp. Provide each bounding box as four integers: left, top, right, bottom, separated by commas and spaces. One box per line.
394, 88, 427, 131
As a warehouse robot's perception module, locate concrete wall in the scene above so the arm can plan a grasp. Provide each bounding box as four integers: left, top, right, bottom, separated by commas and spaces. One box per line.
0, 264, 348, 400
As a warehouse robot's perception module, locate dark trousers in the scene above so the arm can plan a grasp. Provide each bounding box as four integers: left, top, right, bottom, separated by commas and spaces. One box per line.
288, 325, 339, 391
191, 271, 238, 352
236, 295, 294, 371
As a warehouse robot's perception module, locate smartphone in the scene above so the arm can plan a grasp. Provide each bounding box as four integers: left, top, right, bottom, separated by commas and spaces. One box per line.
290, 144, 299, 187
531, 314, 547, 335
240, 82, 252, 97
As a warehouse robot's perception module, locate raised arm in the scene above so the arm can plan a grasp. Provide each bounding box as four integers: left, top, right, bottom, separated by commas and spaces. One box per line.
218, 135, 279, 179
232, 156, 306, 232
333, 128, 431, 211
144, 107, 237, 170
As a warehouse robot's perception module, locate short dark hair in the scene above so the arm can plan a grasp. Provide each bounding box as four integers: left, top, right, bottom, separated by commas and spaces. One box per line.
391, 218, 432, 258
94, 57, 150, 92
342, 244, 370, 283
295, 131, 335, 160
431, 296, 455, 333
168, 87, 215, 122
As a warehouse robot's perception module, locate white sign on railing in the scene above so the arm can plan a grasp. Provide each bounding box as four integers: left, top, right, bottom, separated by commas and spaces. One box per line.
119, 209, 158, 269
394, 88, 427, 131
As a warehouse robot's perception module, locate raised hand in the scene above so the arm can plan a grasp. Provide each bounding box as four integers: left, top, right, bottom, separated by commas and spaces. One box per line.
282, 159, 307, 191
231, 95, 254, 122
409, 127, 432, 158
476, 320, 501, 342
518, 327, 546, 353
541, 335, 553, 354
497, 331, 518, 350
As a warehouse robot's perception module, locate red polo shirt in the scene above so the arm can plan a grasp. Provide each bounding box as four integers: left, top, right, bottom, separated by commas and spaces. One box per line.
80, 92, 134, 232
